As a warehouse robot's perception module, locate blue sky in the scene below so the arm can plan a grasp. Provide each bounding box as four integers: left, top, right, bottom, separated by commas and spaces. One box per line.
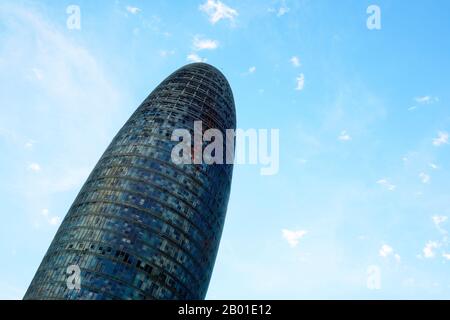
1, 0, 450, 299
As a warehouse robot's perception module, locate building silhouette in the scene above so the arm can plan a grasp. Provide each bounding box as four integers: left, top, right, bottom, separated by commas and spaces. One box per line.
24, 63, 236, 300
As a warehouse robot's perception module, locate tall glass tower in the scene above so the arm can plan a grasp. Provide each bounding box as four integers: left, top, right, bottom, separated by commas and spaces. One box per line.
24, 63, 236, 300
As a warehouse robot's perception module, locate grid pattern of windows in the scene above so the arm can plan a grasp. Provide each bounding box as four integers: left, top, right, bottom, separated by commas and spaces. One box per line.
24, 63, 236, 300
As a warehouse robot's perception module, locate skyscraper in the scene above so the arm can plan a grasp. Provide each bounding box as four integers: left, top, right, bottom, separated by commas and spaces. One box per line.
24, 63, 236, 300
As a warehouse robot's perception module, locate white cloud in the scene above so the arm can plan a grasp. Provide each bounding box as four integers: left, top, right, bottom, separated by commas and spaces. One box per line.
41, 208, 49, 217
338, 130, 352, 142
432, 215, 448, 236
193, 35, 219, 51
199, 0, 238, 25
415, 96, 439, 104
269, 0, 290, 17
40, 209, 61, 227
277, 1, 290, 17
28, 163, 41, 172
423, 241, 439, 258
433, 215, 448, 227
49, 216, 61, 225
282, 229, 307, 248
377, 179, 396, 191
379, 244, 401, 263
290, 56, 301, 67
130, 14, 169, 37
419, 172, 431, 184
126, 6, 141, 15
159, 50, 175, 57
379, 244, 394, 257
429, 163, 439, 170
433, 131, 449, 147
186, 53, 207, 63
418, 217, 450, 261
24, 139, 35, 149
242, 66, 256, 76
295, 73, 305, 91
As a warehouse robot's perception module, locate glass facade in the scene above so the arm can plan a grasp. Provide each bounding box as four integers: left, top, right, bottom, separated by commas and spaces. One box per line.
23, 63, 236, 300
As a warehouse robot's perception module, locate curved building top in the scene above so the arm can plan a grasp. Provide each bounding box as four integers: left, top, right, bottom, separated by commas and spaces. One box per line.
150, 62, 236, 131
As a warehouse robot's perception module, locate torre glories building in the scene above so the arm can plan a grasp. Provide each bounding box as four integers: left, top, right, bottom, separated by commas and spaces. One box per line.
24, 63, 236, 300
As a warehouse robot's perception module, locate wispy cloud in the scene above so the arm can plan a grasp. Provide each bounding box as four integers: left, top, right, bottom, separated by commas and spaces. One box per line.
415, 96, 439, 105
276, 1, 290, 17
433, 215, 448, 227
423, 241, 439, 258
379, 244, 401, 262
377, 179, 396, 191
417, 217, 449, 260
419, 172, 431, 184
39, 208, 61, 226
0, 4, 124, 234
429, 163, 439, 170
433, 131, 449, 147
242, 66, 256, 76
24, 139, 35, 149
432, 215, 448, 235
199, 0, 238, 25
379, 244, 393, 257
126, 6, 141, 15
159, 50, 175, 57
269, 0, 290, 17
28, 163, 41, 172
282, 229, 307, 248
193, 35, 219, 51
338, 130, 352, 142
187, 53, 207, 63
290, 56, 301, 67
